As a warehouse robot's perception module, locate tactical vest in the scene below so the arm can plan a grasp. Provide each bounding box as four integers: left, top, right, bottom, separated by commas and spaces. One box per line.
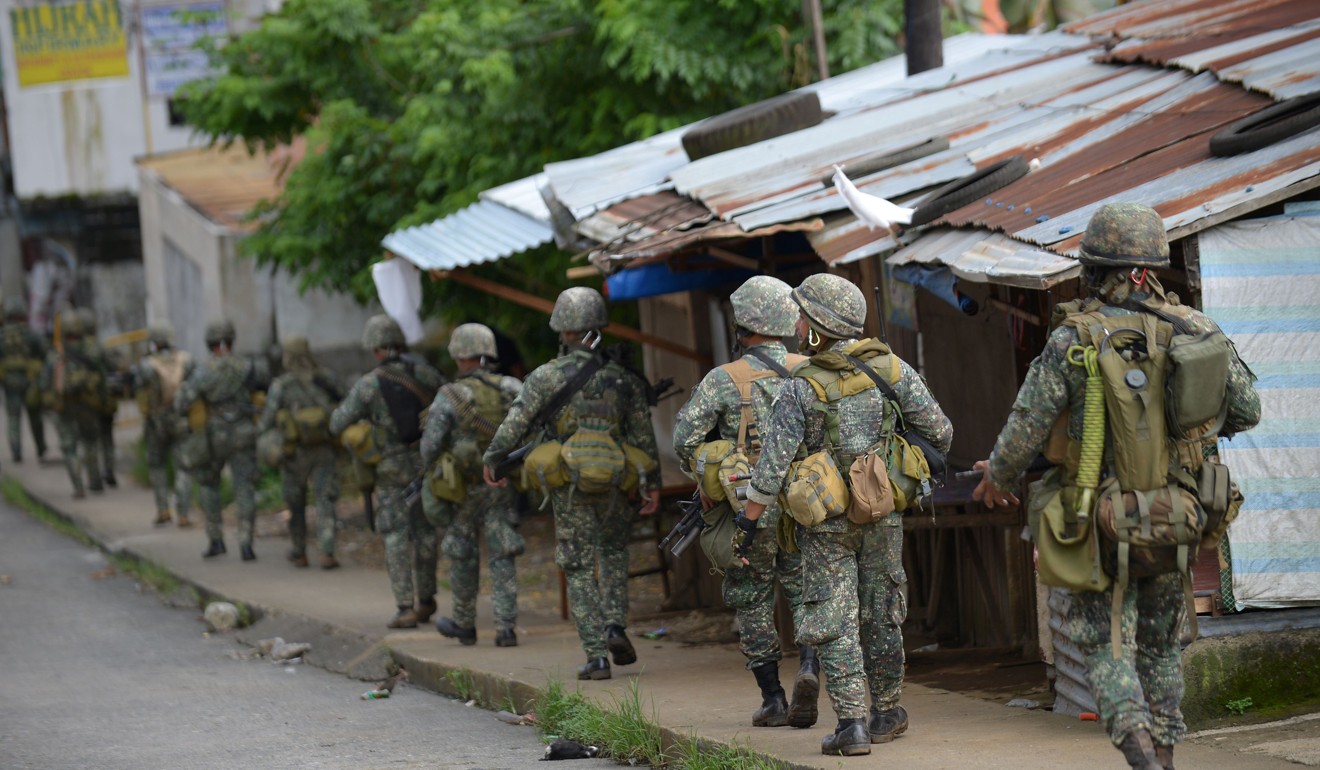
442, 372, 512, 476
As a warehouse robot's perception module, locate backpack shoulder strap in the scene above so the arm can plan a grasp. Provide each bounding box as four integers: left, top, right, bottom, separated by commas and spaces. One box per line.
720, 355, 785, 454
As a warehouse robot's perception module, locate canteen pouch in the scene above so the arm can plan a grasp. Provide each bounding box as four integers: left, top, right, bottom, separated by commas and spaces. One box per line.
698, 499, 740, 574
340, 421, 383, 466
620, 444, 659, 493
561, 427, 626, 495
428, 452, 466, 504
1028, 468, 1110, 592
848, 440, 896, 525
717, 450, 753, 514
692, 440, 735, 502
785, 450, 850, 528
522, 441, 569, 492
887, 433, 933, 512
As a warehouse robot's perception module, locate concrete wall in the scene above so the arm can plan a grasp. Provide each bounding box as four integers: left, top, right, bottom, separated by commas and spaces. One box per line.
0, 0, 273, 198
139, 168, 377, 369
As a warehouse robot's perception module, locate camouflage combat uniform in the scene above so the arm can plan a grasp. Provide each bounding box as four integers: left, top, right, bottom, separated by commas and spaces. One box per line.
258, 348, 342, 561
133, 335, 195, 522
673, 341, 805, 670
42, 317, 105, 497
77, 310, 118, 486
329, 349, 444, 615
986, 202, 1260, 764
0, 300, 48, 462
177, 346, 270, 552
421, 367, 523, 635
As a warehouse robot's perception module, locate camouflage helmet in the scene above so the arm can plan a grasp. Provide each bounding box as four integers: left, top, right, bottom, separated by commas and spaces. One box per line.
1078, 203, 1171, 269
792, 273, 865, 340
281, 335, 316, 373
205, 319, 237, 346
549, 287, 607, 333
448, 323, 497, 360
148, 322, 175, 347
731, 276, 796, 337
362, 314, 405, 350
3, 295, 26, 320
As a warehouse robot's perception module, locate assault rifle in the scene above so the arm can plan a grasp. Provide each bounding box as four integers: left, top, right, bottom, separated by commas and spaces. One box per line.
658, 490, 704, 558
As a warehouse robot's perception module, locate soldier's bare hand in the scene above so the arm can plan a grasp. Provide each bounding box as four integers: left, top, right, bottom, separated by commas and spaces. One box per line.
483, 465, 507, 488
971, 459, 1018, 508
639, 490, 660, 516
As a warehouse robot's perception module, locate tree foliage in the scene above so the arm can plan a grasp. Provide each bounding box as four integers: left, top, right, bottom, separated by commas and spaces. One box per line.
179, 0, 910, 358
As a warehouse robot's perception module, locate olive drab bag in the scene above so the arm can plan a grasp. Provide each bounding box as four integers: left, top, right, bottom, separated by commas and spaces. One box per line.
561, 409, 627, 496
340, 420, 383, 465
1028, 467, 1111, 593
429, 374, 513, 504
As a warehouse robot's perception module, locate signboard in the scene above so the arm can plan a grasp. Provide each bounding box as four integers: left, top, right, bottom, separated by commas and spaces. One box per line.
10, 0, 131, 87
141, 1, 227, 97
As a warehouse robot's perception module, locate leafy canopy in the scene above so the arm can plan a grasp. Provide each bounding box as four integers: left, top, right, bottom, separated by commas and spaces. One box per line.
179, 0, 907, 359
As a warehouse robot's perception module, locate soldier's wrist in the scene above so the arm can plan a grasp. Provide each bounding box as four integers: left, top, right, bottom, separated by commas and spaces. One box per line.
745, 487, 776, 506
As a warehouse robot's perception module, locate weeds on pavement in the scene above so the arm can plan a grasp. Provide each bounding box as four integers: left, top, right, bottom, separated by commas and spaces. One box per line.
2, 479, 93, 546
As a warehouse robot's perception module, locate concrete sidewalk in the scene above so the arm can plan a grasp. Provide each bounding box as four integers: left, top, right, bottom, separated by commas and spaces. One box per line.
4, 414, 1299, 770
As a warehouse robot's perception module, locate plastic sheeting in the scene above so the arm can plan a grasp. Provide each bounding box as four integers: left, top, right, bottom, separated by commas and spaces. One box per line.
371, 258, 424, 345
1198, 213, 1320, 609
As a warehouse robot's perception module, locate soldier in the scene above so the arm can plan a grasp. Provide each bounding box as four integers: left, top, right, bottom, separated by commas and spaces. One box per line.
329, 315, 444, 629
0, 296, 48, 463
176, 320, 270, 561
672, 276, 819, 729
258, 336, 343, 569
423, 323, 523, 647
483, 287, 661, 681
739, 273, 952, 756
42, 309, 106, 498
973, 203, 1260, 769
133, 322, 196, 527
76, 308, 118, 488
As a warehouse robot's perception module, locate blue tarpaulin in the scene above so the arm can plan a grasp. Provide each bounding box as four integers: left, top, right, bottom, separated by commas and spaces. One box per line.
605, 261, 756, 301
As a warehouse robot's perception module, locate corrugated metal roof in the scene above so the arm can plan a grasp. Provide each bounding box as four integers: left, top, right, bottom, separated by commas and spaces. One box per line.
886, 227, 1081, 289
480, 174, 552, 222
381, 200, 553, 271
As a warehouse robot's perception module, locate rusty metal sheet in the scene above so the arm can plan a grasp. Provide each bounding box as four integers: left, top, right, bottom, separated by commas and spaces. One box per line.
886, 227, 1080, 289
575, 192, 713, 247
588, 219, 822, 274
138, 144, 285, 231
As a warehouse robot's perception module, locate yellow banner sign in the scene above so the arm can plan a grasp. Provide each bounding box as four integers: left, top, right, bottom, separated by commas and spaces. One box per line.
10, 1, 130, 87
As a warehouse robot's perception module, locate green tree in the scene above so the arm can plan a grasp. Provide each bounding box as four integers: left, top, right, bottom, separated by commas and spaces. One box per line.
179, 0, 909, 361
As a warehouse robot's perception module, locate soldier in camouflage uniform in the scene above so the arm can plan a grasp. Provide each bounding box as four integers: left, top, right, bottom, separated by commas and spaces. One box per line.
483, 287, 661, 680
258, 336, 343, 569
1, 296, 48, 463
42, 309, 107, 498
133, 322, 196, 527
423, 324, 523, 647
673, 276, 818, 728
176, 320, 270, 561
76, 308, 119, 488
740, 273, 952, 757
974, 203, 1260, 770
329, 315, 444, 629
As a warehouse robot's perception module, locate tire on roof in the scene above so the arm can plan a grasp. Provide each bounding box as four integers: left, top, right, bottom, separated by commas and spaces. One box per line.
908, 156, 1029, 228
681, 92, 824, 161
1209, 93, 1320, 157
823, 137, 951, 183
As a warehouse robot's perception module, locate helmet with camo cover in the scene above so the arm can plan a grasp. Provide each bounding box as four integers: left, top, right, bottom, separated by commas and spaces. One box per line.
281, 335, 316, 373
448, 323, 497, 360
205, 319, 236, 346
362, 314, 405, 350
4, 296, 26, 320
1078, 202, 1170, 269
731, 276, 796, 337
792, 273, 865, 340
148, 322, 175, 347
549, 287, 607, 333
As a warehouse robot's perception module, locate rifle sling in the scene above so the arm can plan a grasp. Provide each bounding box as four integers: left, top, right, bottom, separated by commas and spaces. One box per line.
515, 353, 607, 445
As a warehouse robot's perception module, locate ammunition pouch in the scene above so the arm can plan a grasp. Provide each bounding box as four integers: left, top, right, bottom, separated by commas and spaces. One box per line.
428, 452, 466, 504
784, 450, 850, 528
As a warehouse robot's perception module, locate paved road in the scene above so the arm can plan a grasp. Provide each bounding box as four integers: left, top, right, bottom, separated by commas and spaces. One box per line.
0, 499, 611, 770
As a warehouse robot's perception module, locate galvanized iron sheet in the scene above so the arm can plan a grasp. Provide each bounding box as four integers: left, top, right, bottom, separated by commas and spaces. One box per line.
381, 200, 553, 271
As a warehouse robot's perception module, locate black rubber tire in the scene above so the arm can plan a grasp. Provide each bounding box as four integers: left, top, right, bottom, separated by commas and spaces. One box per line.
682, 92, 824, 161
823, 137, 950, 183
908, 156, 1029, 227
1209, 92, 1320, 157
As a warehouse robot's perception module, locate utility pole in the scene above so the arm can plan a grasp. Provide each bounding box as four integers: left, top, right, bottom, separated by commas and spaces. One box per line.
803, 0, 830, 81
905, 0, 944, 76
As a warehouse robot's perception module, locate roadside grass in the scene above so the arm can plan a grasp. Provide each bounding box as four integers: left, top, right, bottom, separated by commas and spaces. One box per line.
535, 677, 789, 769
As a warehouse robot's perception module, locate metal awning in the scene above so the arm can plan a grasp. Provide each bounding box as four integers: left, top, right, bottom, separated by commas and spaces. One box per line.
886, 227, 1081, 290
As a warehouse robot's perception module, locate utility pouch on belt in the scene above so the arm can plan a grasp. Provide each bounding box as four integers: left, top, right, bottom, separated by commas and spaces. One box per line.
693, 440, 735, 502
1198, 460, 1242, 552
785, 450, 850, 528
522, 441, 569, 493
187, 400, 209, 433
848, 439, 895, 525
340, 420, 383, 465
562, 426, 627, 495
1028, 468, 1110, 592
698, 500, 741, 574
620, 444, 659, 493
429, 452, 466, 504
291, 406, 332, 445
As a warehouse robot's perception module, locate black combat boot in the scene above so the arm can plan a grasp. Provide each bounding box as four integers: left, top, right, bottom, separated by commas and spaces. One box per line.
577, 657, 611, 681
202, 539, 227, 558
751, 662, 789, 727
868, 704, 909, 743
435, 616, 477, 645
240, 544, 256, 562
495, 628, 518, 647
104, 472, 117, 488
1119, 728, 1164, 770
605, 624, 637, 666
1154, 744, 1174, 770
787, 645, 820, 728
820, 719, 871, 756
